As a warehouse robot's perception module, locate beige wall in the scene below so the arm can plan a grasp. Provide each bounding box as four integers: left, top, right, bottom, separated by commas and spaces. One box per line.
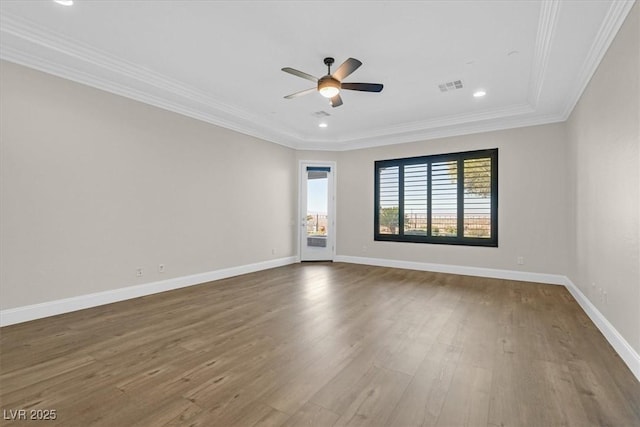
1, 3, 638, 360
335, 124, 569, 275
566, 2, 639, 353
297, 123, 569, 276
0, 61, 297, 310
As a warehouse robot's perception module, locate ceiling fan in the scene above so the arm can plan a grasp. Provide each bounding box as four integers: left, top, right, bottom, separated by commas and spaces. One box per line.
282, 57, 383, 108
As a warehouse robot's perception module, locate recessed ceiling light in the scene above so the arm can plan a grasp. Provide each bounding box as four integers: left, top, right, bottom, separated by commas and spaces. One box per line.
318, 123, 328, 128
54, 0, 74, 6
473, 90, 486, 98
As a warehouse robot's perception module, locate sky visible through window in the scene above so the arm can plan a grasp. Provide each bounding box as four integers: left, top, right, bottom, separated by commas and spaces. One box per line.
306, 167, 490, 215
381, 166, 491, 214
307, 177, 328, 214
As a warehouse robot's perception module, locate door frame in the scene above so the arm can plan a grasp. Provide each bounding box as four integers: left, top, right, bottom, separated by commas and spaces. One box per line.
298, 160, 337, 261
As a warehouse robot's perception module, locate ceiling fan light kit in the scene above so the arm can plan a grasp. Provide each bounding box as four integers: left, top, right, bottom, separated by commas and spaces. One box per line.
318, 76, 340, 98
282, 57, 383, 108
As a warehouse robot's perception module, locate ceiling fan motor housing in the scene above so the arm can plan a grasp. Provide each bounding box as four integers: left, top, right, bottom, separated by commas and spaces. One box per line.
318, 75, 340, 98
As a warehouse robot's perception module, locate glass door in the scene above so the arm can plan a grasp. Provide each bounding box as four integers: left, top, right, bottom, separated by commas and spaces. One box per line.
300, 163, 334, 261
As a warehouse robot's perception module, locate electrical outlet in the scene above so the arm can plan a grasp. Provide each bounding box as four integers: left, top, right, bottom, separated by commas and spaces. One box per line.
517, 256, 524, 265
271, 248, 276, 255
136, 268, 143, 277
158, 264, 165, 273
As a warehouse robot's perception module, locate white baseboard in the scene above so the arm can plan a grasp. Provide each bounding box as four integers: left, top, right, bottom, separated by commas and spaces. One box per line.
335, 255, 640, 382
3, 254, 638, 383
0, 256, 297, 327
334, 255, 567, 285
563, 277, 640, 382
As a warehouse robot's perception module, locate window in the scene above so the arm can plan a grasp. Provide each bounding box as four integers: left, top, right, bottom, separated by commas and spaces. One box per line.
374, 149, 497, 246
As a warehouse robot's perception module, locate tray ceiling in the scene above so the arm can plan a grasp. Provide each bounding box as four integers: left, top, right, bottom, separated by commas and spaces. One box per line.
0, 1, 635, 150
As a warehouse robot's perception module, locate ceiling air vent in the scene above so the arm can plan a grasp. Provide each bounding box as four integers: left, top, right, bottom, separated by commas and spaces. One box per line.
438, 80, 463, 92
312, 111, 331, 117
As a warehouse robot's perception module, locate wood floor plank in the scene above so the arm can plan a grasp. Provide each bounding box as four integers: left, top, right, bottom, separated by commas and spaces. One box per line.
537, 360, 593, 427
386, 341, 463, 427
310, 357, 381, 415
259, 335, 364, 415
219, 402, 289, 427
160, 400, 204, 426
280, 402, 340, 427
567, 358, 640, 426
1, 263, 638, 427
433, 362, 492, 427
0, 354, 95, 393
331, 366, 412, 427
247, 405, 290, 427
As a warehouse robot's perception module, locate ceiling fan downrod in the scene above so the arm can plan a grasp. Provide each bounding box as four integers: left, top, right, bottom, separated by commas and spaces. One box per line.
324, 57, 334, 75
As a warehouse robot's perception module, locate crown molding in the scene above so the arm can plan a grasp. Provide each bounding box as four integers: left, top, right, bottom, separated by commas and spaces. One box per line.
560, 0, 637, 120
527, 0, 561, 107
1, 2, 635, 152
300, 111, 566, 152
0, 12, 303, 149
297, 103, 536, 151
339, 103, 535, 142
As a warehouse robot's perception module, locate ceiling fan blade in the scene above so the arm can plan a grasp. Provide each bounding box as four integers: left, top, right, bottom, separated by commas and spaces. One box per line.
330, 94, 343, 108
282, 67, 318, 83
332, 58, 362, 81
284, 87, 316, 99
341, 82, 384, 92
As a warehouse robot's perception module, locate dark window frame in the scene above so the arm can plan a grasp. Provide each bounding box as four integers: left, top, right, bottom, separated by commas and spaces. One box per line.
374, 148, 498, 247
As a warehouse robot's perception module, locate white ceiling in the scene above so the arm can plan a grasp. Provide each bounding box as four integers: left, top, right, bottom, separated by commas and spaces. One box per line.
0, 1, 635, 150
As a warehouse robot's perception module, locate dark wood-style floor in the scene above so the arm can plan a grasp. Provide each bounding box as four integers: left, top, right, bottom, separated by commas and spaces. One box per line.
1, 263, 639, 426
